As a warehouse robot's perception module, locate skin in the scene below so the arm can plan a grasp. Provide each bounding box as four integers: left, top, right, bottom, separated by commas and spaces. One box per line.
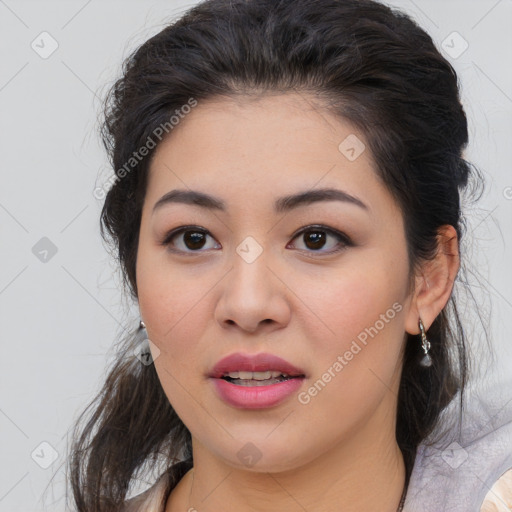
135, 93, 460, 512
480, 468, 512, 511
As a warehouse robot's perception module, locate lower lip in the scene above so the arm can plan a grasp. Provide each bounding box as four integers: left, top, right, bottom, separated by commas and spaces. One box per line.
210, 377, 305, 409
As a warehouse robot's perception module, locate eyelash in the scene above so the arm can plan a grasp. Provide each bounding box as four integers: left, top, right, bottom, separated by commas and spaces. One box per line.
160, 224, 354, 256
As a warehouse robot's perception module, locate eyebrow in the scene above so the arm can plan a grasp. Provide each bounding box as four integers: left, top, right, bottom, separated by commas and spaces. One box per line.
152, 187, 368, 215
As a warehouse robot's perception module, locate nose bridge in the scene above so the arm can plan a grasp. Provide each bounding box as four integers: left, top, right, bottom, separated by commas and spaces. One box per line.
215, 235, 290, 331
228, 235, 271, 307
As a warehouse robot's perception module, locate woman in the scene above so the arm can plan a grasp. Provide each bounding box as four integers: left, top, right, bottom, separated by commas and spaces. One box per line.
67, 0, 512, 510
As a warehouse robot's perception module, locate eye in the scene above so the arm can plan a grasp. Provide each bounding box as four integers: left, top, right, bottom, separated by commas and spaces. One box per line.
287, 225, 353, 254
160, 226, 221, 253
160, 224, 353, 255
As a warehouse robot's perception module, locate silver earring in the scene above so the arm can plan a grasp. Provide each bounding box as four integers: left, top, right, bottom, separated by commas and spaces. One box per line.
418, 318, 432, 367
136, 320, 148, 342
134, 320, 154, 366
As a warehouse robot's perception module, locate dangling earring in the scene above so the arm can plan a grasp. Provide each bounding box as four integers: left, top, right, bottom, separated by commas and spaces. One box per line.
134, 320, 153, 365
137, 320, 148, 342
418, 318, 432, 367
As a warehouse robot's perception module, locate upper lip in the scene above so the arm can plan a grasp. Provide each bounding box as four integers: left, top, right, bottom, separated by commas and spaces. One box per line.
209, 352, 306, 378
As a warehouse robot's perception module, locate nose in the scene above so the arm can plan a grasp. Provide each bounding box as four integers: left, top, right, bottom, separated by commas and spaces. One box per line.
214, 247, 291, 334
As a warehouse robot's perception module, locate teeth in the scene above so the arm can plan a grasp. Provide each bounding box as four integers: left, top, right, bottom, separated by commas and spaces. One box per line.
225, 371, 289, 380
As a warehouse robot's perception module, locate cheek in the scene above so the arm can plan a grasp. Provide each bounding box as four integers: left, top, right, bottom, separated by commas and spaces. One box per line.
299, 252, 409, 383
309, 263, 405, 338
139, 280, 208, 354
136, 248, 209, 358
295, 268, 407, 423
137, 263, 212, 412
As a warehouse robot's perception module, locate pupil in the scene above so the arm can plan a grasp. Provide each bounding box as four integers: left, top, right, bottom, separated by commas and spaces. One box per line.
182, 230, 327, 251
185, 231, 206, 250
305, 231, 325, 250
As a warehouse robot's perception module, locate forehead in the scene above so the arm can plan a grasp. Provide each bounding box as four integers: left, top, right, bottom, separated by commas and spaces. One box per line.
152, 93, 367, 164
145, 93, 391, 216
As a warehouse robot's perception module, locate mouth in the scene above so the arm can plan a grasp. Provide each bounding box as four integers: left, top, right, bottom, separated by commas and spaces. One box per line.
220, 370, 303, 386
209, 352, 307, 387
208, 352, 307, 409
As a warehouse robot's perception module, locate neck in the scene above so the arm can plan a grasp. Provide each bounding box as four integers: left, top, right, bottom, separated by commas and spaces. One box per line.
171, 410, 406, 512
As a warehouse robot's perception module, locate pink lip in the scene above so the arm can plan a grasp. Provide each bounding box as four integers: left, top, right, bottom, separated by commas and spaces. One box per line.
209, 352, 306, 378
211, 377, 305, 409
208, 352, 306, 409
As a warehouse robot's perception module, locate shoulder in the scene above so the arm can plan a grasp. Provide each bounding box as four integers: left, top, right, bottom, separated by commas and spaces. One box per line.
121, 460, 193, 512
404, 409, 512, 510
480, 468, 512, 512
122, 473, 169, 512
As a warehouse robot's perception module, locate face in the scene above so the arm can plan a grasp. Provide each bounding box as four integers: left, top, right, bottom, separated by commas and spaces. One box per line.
136, 93, 414, 472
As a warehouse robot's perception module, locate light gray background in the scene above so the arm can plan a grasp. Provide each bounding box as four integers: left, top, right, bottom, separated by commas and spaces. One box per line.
0, 1, 511, 510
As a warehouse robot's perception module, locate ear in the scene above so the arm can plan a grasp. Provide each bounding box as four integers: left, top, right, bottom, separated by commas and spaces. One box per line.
404, 225, 460, 335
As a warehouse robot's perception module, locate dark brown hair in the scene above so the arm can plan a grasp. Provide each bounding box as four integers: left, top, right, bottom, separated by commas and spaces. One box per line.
67, 0, 484, 510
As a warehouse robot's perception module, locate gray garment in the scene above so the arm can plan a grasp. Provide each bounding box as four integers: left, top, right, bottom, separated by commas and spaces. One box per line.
122, 460, 192, 512
404, 378, 512, 511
